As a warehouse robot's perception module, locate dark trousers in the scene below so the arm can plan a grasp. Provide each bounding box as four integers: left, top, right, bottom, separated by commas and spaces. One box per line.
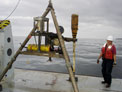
102, 59, 114, 85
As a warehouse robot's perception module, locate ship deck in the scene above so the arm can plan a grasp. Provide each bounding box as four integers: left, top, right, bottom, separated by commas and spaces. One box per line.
1, 68, 122, 92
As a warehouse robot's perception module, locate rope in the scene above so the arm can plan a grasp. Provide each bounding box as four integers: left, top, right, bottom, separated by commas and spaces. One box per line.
0, 0, 21, 23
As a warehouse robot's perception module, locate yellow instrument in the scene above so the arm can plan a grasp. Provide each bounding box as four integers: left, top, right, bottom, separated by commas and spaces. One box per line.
27, 44, 50, 52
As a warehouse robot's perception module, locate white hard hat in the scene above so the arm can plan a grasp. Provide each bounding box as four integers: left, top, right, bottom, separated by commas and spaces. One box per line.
107, 35, 114, 41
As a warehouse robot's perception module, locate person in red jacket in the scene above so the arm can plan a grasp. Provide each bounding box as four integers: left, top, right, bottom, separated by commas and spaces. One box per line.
97, 35, 117, 88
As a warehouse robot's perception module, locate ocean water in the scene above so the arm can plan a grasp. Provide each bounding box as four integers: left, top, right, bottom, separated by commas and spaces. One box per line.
13, 36, 122, 79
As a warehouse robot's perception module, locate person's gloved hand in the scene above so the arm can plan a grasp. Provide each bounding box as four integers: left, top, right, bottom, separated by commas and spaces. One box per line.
113, 62, 117, 65
97, 59, 99, 64
113, 62, 117, 67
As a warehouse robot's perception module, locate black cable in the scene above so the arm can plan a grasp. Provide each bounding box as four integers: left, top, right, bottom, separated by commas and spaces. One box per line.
0, 0, 21, 23
34, 33, 38, 45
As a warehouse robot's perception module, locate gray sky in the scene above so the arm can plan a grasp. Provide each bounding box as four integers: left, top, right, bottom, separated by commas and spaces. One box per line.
0, 0, 122, 39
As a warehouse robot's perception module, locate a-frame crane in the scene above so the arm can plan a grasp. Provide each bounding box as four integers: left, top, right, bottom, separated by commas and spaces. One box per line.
0, 0, 79, 92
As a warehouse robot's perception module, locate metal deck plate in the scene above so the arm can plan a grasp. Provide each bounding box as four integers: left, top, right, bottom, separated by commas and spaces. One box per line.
1, 68, 122, 92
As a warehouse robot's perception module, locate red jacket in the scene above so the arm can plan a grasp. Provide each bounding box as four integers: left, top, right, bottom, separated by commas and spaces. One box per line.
102, 43, 116, 60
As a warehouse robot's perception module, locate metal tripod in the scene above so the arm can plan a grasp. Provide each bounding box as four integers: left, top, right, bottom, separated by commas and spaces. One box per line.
0, 1, 79, 92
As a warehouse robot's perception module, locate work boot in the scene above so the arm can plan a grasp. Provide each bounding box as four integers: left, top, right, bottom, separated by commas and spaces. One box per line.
0, 84, 2, 91
106, 84, 111, 88
101, 81, 106, 84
